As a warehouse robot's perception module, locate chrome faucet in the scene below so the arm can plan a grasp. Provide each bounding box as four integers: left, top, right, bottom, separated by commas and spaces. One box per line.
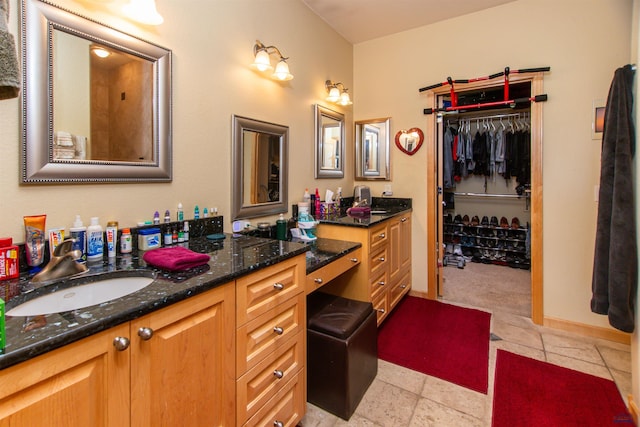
32, 238, 88, 284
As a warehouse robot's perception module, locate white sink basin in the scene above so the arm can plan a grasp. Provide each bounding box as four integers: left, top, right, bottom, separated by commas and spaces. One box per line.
7, 272, 155, 317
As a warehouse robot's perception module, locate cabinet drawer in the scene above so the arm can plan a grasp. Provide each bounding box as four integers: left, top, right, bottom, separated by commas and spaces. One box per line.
369, 245, 388, 279
305, 247, 362, 294
369, 223, 389, 252
237, 292, 305, 374
372, 291, 388, 326
237, 332, 304, 423
237, 256, 304, 326
369, 269, 388, 300
389, 270, 411, 310
243, 371, 305, 427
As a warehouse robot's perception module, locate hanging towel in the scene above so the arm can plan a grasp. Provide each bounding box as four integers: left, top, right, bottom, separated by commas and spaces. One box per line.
0, 0, 20, 100
591, 64, 637, 333
142, 246, 211, 272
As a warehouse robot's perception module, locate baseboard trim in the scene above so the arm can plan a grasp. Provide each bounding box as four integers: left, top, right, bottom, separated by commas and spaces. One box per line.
628, 395, 638, 425
543, 316, 630, 345
409, 290, 429, 299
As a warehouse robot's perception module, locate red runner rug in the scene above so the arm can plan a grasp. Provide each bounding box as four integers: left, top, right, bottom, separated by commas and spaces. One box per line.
492, 350, 633, 426
377, 296, 491, 393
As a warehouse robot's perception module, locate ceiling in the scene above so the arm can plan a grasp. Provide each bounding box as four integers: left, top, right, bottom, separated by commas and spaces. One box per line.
301, 0, 517, 44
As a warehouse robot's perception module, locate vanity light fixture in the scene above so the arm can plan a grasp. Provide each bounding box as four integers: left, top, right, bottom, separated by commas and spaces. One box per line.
123, 0, 164, 25
91, 47, 111, 58
251, 40, 294, 81
325, 80, 353, 106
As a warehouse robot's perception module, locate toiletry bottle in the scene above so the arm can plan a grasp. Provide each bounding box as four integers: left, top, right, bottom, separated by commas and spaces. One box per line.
163, 227, 173, 246
164, 210, 171, 223
69, 215, 87, 263
303, 188, 311, 204
203, 207, 209, 218
276, 214, 287, 240
105, 221, 118, 258
86, 217, 104, 261
336, 187, 343, 214
178, 226, 185, 243
212, 207, 218, 216
120, 228, 132, 254
183, 221, 190, 241
172, 226, 178, 243
194, 205, 200, 220
314, 188, 321, 217
177, 203, 184, 221
153, 211, 160, 225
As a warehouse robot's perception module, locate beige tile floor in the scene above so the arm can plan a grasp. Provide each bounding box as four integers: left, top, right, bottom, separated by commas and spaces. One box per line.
300, 274, 632, 426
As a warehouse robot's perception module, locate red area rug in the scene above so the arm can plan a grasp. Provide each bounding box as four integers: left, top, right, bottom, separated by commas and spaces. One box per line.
377, 296, 491, 393
492, 350, 633, 427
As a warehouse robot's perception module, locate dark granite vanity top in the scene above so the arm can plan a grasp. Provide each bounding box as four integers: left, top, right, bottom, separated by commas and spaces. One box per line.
318, 197, 412, 228
0, 234, 357, 370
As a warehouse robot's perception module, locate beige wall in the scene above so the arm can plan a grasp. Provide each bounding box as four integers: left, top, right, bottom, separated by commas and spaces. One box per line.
354, 0, 633, 329
1, 0, 353, 240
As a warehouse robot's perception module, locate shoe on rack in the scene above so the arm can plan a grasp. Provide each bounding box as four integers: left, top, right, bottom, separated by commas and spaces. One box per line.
490, 216, 499, 227
453, 244, 463, 256
445, 243, 453, 254
471, 215, 480, 226
462, 214, 470, 226
511, 217, 520, 229
500, 217, 509, 228
444, 214, 453, 224
481, 216, 489, 226
454, 214, 463, 224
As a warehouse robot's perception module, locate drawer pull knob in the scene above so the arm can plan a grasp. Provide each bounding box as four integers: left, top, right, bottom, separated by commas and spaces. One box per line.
113, 336, 130, 351
350, 258, 359, 263
273, 326, 284, 335
378, 281, 386, 286
379, 233, 386, 238
401, 217, 408, 222
273, 369, 284, 379
137, 327, 154, 341
273, 283, 284, 290
379, 257, 386, 262
314, 278, 323, 284
376, 308, 386, 314
274, 422, 284, 427
400, 284, 407, 289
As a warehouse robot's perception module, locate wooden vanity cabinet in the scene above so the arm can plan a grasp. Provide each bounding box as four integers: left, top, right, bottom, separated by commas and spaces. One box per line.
316, 212, 412, 325
0, 282, 236, 427
235, 254, 306, 427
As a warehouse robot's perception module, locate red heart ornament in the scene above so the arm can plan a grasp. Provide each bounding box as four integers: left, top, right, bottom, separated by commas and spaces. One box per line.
395, 128, 424, 155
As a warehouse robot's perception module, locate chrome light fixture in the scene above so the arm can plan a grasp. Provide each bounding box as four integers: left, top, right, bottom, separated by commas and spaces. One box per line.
325, 80, 353, 106
251, 40, 293, 81
123, 0, 164, 25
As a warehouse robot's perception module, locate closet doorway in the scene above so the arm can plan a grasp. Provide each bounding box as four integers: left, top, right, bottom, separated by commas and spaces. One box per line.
423, 73, 544, 324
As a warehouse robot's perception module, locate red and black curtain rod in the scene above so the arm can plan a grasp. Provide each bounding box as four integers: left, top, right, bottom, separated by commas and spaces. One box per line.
419, 66, 550, 115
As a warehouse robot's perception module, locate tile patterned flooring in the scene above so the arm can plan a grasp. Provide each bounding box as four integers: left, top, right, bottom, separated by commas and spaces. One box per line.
300, 295, 632, 426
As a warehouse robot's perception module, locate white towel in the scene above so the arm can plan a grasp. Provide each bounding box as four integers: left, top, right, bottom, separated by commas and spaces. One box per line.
73, 135, 87, 160
0, 0, 20, 100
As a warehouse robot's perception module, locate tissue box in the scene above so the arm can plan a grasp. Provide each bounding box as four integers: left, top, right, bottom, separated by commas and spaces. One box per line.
0, 298, 4, 352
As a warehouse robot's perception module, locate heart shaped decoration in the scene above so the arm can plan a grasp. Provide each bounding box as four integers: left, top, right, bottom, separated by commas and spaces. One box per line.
395, 128, 424, 155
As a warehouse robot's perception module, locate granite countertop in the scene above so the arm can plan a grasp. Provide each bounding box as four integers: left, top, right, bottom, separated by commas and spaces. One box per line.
314, 196, 412, 228
0, 233, 329, 371
301, 238, 362, 274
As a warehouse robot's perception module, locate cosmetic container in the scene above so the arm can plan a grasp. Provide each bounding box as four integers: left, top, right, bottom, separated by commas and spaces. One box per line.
138, 228, 161, 251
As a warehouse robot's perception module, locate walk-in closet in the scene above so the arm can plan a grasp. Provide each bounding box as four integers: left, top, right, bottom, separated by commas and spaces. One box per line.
423, 73, 546, 320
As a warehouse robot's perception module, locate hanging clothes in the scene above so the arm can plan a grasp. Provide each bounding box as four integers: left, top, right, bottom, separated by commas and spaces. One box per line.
443, 126, 455, 189
591, 64, 637, 333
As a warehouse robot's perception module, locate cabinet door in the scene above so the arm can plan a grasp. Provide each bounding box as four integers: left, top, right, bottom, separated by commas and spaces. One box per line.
388, 218, 401, 285
0, 325, 130, 427
130, 283, 236, 427
399, 214, 412, 273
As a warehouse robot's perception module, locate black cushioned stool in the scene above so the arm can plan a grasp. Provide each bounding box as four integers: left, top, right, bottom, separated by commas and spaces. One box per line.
306, 292, 378, 420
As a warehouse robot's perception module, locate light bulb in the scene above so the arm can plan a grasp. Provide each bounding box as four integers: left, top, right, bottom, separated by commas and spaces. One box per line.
252, 49, 272, 72
92, 47, 110, 58
338, 90, 352, 106
272, 59, 293, 81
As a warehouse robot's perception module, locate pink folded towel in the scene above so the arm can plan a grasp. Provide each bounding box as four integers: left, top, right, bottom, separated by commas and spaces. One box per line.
142, 247, 211, 272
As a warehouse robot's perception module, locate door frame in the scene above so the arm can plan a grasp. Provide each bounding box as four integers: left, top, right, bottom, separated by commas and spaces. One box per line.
424, 73, 544, 324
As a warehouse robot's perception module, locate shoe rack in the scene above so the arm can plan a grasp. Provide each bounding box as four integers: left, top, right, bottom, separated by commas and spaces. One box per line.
443, 214, 530, 269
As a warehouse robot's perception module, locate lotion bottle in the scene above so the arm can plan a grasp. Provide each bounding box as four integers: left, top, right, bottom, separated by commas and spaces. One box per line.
69, 215, 87, 263
87, 217, 104, 261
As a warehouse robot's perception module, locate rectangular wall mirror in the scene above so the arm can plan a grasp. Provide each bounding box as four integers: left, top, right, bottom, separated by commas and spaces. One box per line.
314, 104, 345, 178
21, 0, 172, 183
232, 115, 289, 220
355, 117, 391, 180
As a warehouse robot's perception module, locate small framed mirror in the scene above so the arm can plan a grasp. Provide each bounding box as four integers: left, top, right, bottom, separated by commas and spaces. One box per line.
232, 115, 289, 220
314, 104, 345, 178
355, 118, 391, 180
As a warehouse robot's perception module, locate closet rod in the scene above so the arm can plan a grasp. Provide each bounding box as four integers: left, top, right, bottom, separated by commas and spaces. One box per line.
452, 192, 528, 199
442, 112, 528, 120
